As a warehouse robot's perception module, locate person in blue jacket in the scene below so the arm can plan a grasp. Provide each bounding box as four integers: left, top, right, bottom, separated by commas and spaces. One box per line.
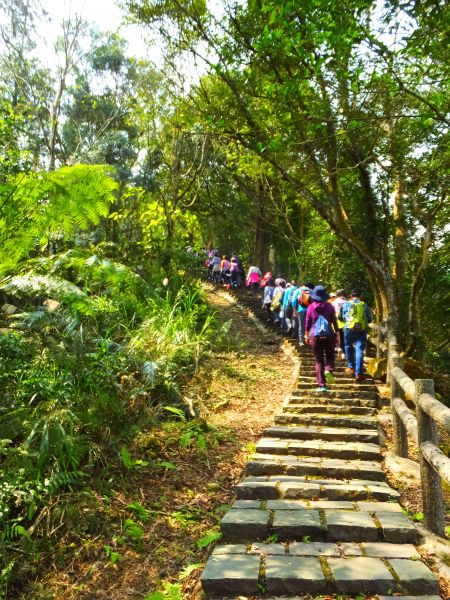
291, 281, 314, 346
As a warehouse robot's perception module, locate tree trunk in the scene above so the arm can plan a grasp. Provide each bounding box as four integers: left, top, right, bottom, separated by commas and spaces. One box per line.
254, 180, 270, 272
404, 219, 433, 356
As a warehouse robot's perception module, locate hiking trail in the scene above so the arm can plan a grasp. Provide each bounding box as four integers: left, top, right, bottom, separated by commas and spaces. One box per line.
200, 286, 441, 600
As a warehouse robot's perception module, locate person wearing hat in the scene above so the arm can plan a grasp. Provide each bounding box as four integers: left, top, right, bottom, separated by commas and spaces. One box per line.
261, 271, 273, 289
340, 288, 373, 381
304, 285, 339, 392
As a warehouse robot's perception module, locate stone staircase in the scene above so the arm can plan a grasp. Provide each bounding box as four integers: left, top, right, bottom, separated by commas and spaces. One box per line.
200, 289, 441, 599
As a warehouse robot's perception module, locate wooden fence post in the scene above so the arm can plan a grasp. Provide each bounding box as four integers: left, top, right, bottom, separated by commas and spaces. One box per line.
386, 339, 398, 386
391, 356, 408, 457
416, 379, 445, 536
386, 347, 391, 386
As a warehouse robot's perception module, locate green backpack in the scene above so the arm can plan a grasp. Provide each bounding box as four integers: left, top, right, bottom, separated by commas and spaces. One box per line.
346, 301, 367, 332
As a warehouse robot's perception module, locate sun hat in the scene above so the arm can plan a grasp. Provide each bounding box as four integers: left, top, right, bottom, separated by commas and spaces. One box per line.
310, 285, 330, 302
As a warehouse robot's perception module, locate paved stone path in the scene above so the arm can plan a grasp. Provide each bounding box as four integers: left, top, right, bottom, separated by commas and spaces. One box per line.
200, 288, 441, 599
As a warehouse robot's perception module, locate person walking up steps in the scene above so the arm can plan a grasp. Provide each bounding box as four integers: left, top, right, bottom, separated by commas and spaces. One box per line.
271, 278, 285, 324
304, 285, 338, 392
293, 281, 313, 346
229, 257, 240, 290
246, 264, 262, 295
220, 255, 230, 284
341, 288, 373, 381
210, 252, 221, 283
283, 280, 298, 336
262, 277, 275, 322
332, 289, 347, 359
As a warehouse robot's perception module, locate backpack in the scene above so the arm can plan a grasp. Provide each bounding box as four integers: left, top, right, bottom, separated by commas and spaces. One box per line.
230, 262, 239, 272
264, 288, 274, 305
300, 289, 311, 308
285, 288, 295, 318
346, 301, 367, 332
313, 314, 333, 338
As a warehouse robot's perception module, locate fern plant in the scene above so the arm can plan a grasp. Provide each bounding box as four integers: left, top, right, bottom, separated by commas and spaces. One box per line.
130, 285, 216, 400
0, 164, 117, 278
24, 408, 89, 473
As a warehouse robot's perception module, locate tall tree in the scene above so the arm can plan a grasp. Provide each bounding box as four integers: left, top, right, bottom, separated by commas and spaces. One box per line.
126, 0, 449, 338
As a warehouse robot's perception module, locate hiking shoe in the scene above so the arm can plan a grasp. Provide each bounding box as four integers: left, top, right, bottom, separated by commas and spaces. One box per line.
355, 373, 365, 382
325, 370, 335, 385
345, 367, 355, 374
316, 386, 328, 392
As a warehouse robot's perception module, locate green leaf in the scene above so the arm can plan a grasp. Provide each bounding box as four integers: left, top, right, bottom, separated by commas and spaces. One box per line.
196, 530, 222, 548
124, 518, 144, 542
196, 433, 207, 452
104, 545, 120, 564
120, 446, 134, 469
158, 460, 177, 470
163, 406, 186, 420
179, 562, 202, 579
127, 502, 150, 523
179, 430, 193, 447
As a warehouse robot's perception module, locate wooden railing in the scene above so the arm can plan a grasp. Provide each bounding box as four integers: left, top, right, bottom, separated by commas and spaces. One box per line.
369, 324, 450, 536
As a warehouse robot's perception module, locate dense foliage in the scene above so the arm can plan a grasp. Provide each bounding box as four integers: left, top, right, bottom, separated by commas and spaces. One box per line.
126, 0, 449, 358
0, 0, 448, 595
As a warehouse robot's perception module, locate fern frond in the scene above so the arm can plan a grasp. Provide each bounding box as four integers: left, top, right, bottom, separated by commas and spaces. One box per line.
1, 274, 85, 301
0, 165, 118, 277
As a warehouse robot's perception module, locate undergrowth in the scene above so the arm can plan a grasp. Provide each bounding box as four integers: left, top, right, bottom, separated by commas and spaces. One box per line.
0, 247, 231, 597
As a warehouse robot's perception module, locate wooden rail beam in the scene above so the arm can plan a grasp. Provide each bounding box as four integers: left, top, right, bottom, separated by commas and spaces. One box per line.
421, 441, 450, 485
392, 397, 418, 443
419, 392, 450, 431
391, 367, 416, 402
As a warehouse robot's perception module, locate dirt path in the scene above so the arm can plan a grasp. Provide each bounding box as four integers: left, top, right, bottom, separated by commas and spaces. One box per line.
18, 287, 294, 600
203, 288, 295, 441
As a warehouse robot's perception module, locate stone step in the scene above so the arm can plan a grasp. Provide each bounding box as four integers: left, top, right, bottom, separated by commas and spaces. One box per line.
299, 363, 350, 371
285, 395, 377, 407
297, 356, 345, 362
220, 506, 417, 544
264, 425, 379, 443
201, 548, 439, 597
247, 454, 384, 480
232, 499, 405, 512
299, 375, 375, 385
293, 388, 378, 399
235, 475, 400, 502
299, 372, 373, 380
275, 412, 377, 429
282, 403, 376, 416
256, 437, 381, 460
297, 382, 376, 392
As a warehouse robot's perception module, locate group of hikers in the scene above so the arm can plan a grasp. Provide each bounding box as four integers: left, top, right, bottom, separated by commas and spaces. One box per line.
205, 252, 373, 392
